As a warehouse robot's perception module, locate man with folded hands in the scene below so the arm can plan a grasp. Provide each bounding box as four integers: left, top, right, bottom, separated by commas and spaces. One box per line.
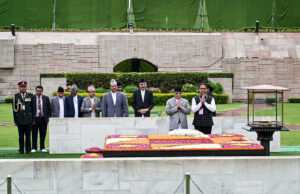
166, 86, 191, 131
81, 85, 102, 117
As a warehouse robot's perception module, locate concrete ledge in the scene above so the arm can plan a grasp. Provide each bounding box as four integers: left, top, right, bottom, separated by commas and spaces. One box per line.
49, 117, 280, 154
0, 157, 299, 193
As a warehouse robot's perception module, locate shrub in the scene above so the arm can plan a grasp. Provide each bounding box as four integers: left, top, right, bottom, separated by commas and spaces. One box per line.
149, 87, 161, 93
123, 84, 139, 93
182, 83, 198, 93
77, 88, 87, 93
288, 98, 300, 103
95, 87, 109, 93
213, 93, 229, 104
207, 81, 223, 94
41, 72, 209, 92
5, 98, 13, 103
266, 98, 276, 103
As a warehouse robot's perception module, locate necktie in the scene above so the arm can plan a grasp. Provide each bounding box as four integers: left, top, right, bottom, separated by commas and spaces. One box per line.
38, 96, 42, 117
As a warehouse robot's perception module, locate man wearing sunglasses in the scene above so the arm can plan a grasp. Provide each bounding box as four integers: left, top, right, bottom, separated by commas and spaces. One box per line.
166, 86, 191, 131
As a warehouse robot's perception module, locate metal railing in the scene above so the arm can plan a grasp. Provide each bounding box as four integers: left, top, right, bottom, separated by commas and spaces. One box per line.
0, 175, 24, 194
174, 172, 204, 194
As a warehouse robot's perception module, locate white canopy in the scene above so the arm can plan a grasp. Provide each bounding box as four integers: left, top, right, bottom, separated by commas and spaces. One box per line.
242, 85, 290, 91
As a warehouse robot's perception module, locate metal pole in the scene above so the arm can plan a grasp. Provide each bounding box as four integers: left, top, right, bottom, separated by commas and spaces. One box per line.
185, 173, 190, 194
7, 175, 12, 194
52, 0, 56, 31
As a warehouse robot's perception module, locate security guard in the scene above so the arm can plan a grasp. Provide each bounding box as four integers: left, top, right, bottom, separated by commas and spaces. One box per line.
12, 81, 36, 154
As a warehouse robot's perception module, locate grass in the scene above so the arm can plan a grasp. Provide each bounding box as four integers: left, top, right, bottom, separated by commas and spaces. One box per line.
281, 131, 300, 146
0, 103, 13, 123
0, 150, 82, 159
250, 103, 300, 125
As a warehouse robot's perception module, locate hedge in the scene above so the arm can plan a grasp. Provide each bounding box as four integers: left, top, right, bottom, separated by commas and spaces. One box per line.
288, 98, 300, 103
54, 92, 229, 105
5, 98, 13, 103
41, 72, 211, 92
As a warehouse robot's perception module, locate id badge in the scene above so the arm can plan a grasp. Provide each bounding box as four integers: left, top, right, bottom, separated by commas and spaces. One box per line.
198, 108, 203, 115
22, 105, 25, 111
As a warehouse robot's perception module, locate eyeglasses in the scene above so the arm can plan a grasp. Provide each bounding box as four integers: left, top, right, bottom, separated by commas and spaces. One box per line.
199, 88, 207, 90
175, 92, 182, 94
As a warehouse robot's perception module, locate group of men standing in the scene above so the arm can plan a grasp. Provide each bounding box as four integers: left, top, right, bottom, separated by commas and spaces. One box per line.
13, 79, 155, 154
13, 79, 216, 154
13, 82, 51, 154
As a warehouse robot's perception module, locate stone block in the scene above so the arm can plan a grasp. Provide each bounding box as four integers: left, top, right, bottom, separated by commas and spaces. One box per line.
0, 160, 34, 179
184, 158, 234, 175
234, 181, 263, 194
56, 161, 82, 192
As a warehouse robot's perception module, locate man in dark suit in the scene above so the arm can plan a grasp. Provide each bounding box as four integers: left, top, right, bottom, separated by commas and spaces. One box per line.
12, 81, 36, 154
64, 84, 83, 118
32, 85, 52, 153
132, 79, 154, 117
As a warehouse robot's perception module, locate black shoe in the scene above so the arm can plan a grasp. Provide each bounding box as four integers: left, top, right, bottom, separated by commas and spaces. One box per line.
26, 151, 31, 154
19, 151, 24, 154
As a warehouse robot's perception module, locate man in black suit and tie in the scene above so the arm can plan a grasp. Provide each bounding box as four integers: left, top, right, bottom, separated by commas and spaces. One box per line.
32, 85, 52, 153
132, 79, 154, 117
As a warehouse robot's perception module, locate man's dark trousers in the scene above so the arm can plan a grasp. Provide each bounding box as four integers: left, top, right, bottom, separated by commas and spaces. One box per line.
18, 124, 32, 153
32, 117, 47, 150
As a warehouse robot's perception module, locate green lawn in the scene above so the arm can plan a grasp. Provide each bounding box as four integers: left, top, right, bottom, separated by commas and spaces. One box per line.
0, 126, 49, 148
281, 131, 300, 146
216, 102, 246, 111
0, 149, 82, 159
0, 103, 13, 123
251, 103, 300, 125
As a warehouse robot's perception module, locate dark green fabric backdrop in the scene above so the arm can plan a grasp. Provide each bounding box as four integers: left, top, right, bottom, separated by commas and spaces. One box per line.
55, 0, 127, 29
0, 0, 299, 30
275, 0, 300, 28
132, 0, 202, 29
203, 0, 273, 30
0, 0, 52, 29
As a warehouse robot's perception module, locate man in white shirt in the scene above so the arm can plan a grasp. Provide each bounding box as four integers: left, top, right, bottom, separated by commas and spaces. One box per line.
81, 85, 102, 117
191, 83, 216, 134
51, 86, 65, 118
102, 79, 129, 117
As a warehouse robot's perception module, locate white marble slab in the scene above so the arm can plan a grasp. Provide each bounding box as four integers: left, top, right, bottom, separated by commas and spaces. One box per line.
49, 117, 281, 154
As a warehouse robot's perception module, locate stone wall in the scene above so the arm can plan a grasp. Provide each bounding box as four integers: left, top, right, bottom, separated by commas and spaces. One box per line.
0, 32, 299, 101
0, 157, 299, 193
49, 117, 280, 154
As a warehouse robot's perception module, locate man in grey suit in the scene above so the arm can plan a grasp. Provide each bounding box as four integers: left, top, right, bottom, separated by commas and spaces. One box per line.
102, 79, 129, 117
166, 86, 191, 131
51, 86, 65, 118
81, 85, 101, 117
